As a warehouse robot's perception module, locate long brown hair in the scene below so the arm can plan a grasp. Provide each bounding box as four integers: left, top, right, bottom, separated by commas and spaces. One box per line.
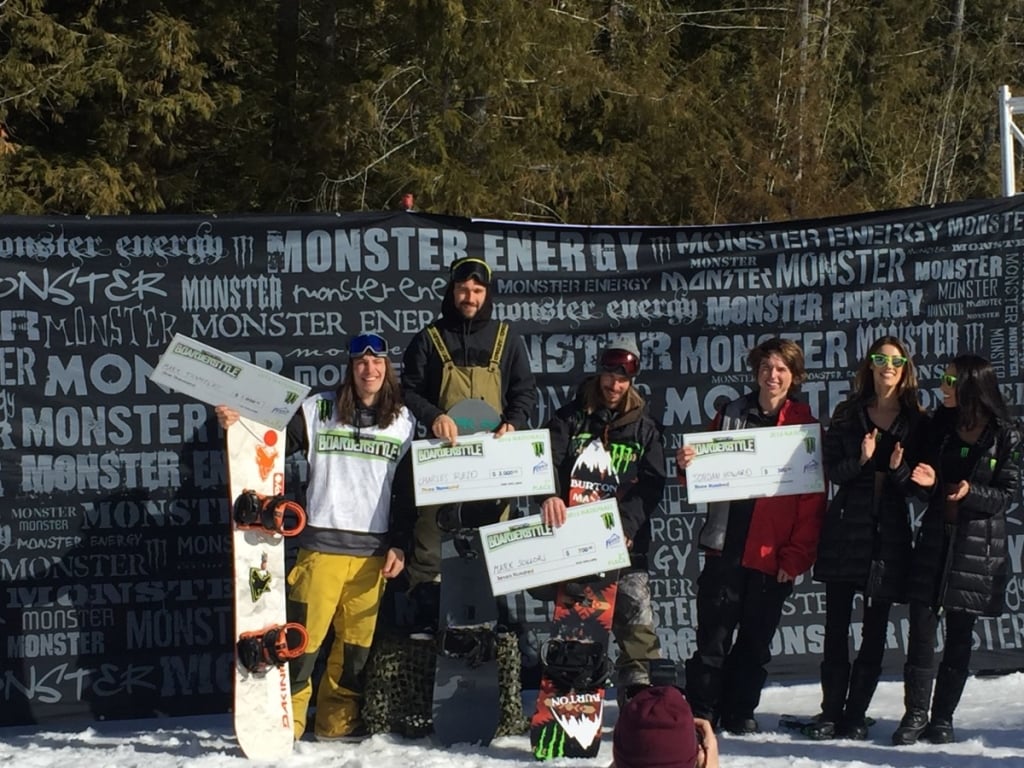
850, 335, 922, 413
334, 357, 404, 428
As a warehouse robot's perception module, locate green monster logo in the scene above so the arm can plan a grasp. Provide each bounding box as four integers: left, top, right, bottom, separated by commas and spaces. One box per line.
804, 435, 816, 453
533, 724, 568, 760
606, 441, 640, 477
533, 441, 545, 457
601, 511, 615, 529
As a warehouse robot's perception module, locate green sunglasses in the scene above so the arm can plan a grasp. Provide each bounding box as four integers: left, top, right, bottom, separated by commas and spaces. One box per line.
870, 353, 908, 368
941, 373, 957, 387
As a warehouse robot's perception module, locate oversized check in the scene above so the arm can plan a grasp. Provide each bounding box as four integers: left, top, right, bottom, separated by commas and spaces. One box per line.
478, 499, 631, 596
149, 334, 310, 431
683, 423, 824, 504
411, 428, 555, 506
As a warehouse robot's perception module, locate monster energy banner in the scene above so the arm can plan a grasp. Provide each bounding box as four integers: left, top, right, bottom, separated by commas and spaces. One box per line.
1, 198, 1023, 726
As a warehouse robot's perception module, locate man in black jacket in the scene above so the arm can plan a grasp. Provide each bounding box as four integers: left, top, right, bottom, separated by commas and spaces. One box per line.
362, 256, 536, 738
540, 336, 667, 699
401, 255, 537, 596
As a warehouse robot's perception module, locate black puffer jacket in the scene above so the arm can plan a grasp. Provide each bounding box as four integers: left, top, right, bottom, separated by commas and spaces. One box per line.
812, 400, 921, 603
907, 407, 1023, 616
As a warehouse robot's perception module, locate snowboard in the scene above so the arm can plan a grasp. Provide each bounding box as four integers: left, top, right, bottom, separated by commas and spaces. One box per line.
531, 438, 620, 761
227, 416, 308, 760
431, 399, 504, 746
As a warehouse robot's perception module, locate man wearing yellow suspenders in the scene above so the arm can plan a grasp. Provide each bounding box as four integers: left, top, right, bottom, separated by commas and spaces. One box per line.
401, 256, 537, 603
392, 255, 537, 735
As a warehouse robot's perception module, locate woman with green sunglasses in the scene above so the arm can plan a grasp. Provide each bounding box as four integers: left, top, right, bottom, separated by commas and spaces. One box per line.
801, 336, 923, 741
893, 354, 1022, 746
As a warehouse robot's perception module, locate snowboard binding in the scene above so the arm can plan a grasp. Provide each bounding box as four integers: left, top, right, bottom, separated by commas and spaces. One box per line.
540, 638, 613, 691
237, 622, 309, 674
438, 626, 498, 668
234, 491, 307, 537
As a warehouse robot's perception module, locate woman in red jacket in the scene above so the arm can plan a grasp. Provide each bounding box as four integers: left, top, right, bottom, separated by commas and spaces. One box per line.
675, 337, 826, 734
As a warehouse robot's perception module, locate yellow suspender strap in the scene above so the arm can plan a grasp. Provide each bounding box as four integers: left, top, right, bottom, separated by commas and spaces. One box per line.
490, 322, 508, 369
426, 325, 453, 365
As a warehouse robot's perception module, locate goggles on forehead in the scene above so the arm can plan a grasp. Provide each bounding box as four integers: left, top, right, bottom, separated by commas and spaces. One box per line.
870, 353, 908, 368
600, 348, 640, 377
450, 257, 492, 285
348, 333, 389, 358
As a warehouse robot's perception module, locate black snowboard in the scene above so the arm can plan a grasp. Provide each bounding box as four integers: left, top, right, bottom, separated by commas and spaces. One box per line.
431, 399, 504, 746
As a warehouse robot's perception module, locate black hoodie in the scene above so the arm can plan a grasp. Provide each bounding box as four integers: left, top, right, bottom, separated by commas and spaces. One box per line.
400, 277, 537, 431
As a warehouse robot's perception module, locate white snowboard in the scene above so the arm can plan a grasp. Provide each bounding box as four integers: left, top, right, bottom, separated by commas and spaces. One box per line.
227, 417, 296, 760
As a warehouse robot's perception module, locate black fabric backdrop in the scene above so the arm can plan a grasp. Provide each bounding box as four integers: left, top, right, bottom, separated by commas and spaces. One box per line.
1, 198, 1022, 725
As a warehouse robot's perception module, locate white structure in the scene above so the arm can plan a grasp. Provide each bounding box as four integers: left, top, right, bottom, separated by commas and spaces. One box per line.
998, 85, 1024, 196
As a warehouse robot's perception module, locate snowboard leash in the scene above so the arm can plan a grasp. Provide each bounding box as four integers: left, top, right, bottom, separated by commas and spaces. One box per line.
234, 491, 307, 536
237, 622, 309, 674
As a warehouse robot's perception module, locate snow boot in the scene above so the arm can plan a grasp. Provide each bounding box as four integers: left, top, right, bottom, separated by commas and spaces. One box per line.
924, 664, 969, 744
802, 661, 850, 740
683, 657, 723, 729
837, 660, 881, 740
891, 664, 935, 745
721, 664, 767, 735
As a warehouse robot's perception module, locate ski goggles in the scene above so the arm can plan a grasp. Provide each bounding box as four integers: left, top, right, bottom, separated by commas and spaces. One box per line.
450, 257, 492, 285
941, 373, 958, 387
869, 353, 908, 369
600, 348, 640, 377
348, 333, 389, 358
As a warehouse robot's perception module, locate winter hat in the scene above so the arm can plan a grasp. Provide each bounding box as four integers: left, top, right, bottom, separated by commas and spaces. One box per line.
612, 686, 700, 768
600, 334, 642, 378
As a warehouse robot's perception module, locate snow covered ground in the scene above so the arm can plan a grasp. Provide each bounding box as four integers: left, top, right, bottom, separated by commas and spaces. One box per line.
2, 673, 1022, 768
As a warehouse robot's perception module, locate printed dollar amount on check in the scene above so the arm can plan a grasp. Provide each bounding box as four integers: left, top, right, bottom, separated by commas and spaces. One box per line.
478, 499, 631, 596
683, 423, 824, 504
410, 428, 556, 505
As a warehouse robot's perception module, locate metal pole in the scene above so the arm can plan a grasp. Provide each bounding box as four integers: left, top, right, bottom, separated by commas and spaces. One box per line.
1000, 85, 1015, 197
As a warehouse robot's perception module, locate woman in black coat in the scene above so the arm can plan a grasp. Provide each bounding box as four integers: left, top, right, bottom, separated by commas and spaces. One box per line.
893, 354, 1022, 746
804, 336, 922, 740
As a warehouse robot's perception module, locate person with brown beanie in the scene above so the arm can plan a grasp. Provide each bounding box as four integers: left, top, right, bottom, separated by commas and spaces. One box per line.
611, 686, 719, 768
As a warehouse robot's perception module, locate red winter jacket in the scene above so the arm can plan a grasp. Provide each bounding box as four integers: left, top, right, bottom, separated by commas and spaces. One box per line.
685, 393, 826, 578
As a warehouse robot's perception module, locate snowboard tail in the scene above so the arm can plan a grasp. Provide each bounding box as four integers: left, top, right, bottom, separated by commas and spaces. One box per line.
530, 575, 617, 760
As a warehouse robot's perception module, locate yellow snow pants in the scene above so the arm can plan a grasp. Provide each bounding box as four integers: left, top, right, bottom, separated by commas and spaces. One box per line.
287, 549, 385, 739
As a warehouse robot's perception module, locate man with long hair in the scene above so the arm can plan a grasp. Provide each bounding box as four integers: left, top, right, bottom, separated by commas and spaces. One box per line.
216, 332, 416, 741
540, 335, 667, 698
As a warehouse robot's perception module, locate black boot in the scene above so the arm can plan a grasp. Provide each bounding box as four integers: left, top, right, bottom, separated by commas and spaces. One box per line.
892, 664, 935, 746
683, 657, 722, 729
837, 661, 881, 740
924, 664, 969, 744
802, 661, 850, 740
720, 664, 767, 735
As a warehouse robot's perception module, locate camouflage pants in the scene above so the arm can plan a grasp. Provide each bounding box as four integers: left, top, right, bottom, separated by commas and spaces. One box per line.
363, 628, 528, 738
612, 570, 662, 689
